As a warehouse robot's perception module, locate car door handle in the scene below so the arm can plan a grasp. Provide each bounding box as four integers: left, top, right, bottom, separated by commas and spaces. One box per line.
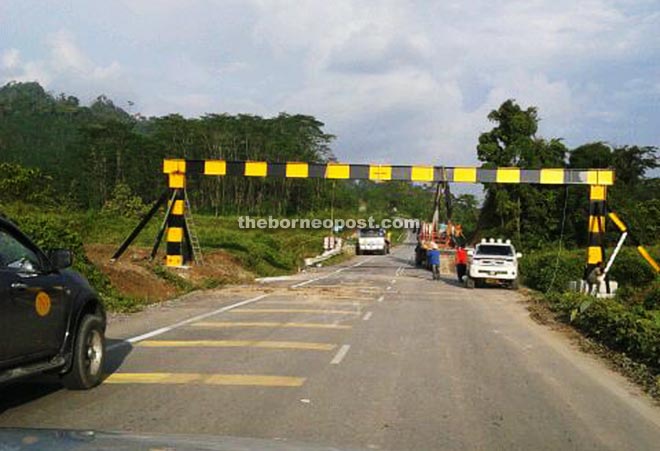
10, 282, 28, 291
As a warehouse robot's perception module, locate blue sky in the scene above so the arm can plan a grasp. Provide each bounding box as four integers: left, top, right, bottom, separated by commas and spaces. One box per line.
1, 0, 659, 168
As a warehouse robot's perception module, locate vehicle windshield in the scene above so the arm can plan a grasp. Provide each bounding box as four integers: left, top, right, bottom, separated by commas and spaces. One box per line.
476, 244, 513, 256
359, 228, 384, 237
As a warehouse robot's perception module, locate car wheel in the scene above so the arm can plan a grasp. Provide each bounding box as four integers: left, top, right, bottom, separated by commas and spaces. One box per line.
62, 314, 105, 390
355, 247, 361, 256
510, 279, 519, 290
466, 277, 475, 289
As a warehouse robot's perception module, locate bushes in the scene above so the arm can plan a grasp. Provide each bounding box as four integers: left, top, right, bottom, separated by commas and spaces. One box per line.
543, 292, 660, 369
519, 248, 584, 293
102, 182, 149, 219
643, 281, 660, 310
608, 249, 658, 288
525, 245, 660, 372
521, 246, 659, 294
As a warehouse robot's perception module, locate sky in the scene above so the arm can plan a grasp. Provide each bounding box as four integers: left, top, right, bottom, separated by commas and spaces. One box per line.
1, 0, 659, 169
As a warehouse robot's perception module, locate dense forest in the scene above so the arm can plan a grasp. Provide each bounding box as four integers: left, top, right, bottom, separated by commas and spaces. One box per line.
0, 81, 657, 249
0, 81, 435, 220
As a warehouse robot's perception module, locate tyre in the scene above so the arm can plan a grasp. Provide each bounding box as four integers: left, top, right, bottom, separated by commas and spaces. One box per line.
62, 315, 105, 390
466, 277, 475, 289
510, 279, 519, 290
355, 247, 361, 256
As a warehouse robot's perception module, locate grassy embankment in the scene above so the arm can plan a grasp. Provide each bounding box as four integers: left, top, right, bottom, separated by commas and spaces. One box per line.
2, 203, 348, 312
519, 246, 660, 398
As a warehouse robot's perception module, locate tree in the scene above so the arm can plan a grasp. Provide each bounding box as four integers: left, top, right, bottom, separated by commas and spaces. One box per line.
476, 99, 568, 248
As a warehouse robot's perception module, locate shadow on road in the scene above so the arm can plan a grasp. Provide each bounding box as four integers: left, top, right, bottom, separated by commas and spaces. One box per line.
0, 339, 132, 415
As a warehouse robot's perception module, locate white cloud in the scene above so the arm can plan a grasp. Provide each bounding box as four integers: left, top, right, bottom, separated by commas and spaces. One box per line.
1, 48, 20, 69
48, 30, 122, 81
0, 29, 124, 97
1, 0, 658, 165
247, 0, 660, 164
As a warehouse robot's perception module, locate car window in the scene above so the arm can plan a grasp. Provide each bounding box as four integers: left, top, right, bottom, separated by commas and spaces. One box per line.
0, 228, 41, 273
476, 245, 513, 256
360, 229, 384, 237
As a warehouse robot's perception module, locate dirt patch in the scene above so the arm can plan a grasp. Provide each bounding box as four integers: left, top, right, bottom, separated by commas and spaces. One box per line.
174, 251, 254, 284
86, 244, 176, 302
85, 244, 254, 304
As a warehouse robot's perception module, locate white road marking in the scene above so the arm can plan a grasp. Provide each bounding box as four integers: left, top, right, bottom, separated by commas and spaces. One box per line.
107, 294, 270, 351
362, 311, 373, 321
255, 275, 295, 283
330, 344, 351, 364
377, 295, 384, 302
290, 257, 374, 289
386, 286, 392, 291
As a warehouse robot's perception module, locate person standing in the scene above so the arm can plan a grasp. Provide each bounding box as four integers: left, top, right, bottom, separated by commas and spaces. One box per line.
428, 244, 441, 281
586, 262, 604, 295
455, 246, 468, 282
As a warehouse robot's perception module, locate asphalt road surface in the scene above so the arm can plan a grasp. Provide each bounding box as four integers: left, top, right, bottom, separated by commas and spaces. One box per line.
1, 243, 660, 450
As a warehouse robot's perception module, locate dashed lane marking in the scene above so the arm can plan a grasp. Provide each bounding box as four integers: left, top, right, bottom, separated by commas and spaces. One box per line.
290, 257, 375, 288
137, 340, 337, 351
107, 294, 270, 351
104, 373, 306, 387
330, 344, 351, 364
229, 308, 361, 315
192, 321, 352, 330
258, 300, 368, 307
362, 311, 373, 321
377, 295, 384, 302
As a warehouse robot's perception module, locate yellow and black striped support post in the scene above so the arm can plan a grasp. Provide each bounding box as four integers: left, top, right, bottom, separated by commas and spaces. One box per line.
587, 185, 607, 271
164, 159, 187, 267
165, 189, 185, 267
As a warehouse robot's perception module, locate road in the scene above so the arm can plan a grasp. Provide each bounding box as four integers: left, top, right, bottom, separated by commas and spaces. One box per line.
1, 243, 660, 450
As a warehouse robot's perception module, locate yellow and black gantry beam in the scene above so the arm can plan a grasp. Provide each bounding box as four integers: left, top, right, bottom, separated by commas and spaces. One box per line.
156, 159, 616, 269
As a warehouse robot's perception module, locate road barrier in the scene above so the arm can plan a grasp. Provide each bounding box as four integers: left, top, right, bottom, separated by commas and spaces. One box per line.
115, 158, 660, 283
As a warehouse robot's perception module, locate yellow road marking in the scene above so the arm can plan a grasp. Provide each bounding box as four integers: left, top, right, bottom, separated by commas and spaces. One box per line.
230, 308, 360, 315
137, 340, 336, 351
104, 373, 305, 387
192, 321, 352, 330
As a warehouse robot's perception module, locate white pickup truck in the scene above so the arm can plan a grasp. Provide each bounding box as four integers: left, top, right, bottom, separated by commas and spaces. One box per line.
466, 239, 521, 289
356, 228, 390, 255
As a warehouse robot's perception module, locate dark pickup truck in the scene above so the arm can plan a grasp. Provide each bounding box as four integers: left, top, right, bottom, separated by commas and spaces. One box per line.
0, 217, 106, 389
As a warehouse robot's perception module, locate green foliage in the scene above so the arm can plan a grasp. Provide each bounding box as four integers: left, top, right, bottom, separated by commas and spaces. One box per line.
543, 292, 660, 368
643, 282, 660, 310
476, 99, 569, 246
519, 248, 584, 293
608, 249, 658, 288
0, 163, 55, 205
102, 182, 149, 218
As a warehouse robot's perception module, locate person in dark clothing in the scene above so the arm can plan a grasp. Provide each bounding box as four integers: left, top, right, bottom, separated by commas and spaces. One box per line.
455, 246, 468, 282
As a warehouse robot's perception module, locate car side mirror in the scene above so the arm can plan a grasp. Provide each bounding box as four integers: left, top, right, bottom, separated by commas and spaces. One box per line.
467, 250, 474, 256
49, 249, 73, 270
516, 252, 523, 258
